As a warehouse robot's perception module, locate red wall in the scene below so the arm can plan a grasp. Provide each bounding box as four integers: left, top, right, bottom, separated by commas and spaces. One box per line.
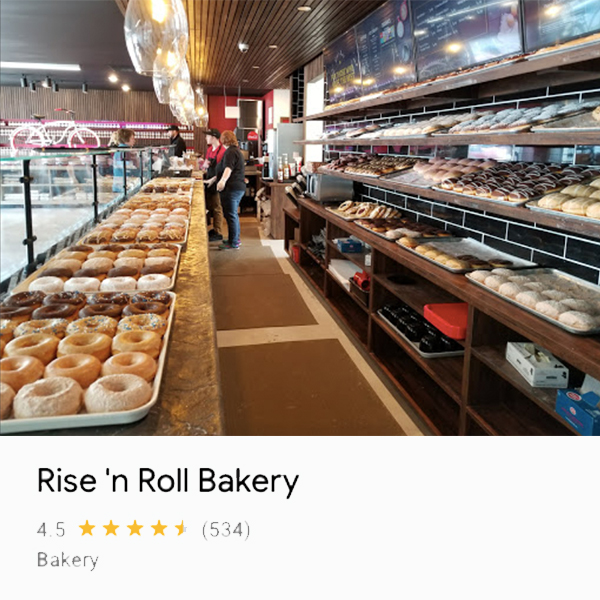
206, 95, 263, 135
263, 90, 274, 131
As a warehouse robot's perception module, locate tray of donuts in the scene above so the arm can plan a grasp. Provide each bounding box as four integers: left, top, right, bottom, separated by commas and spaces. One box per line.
141, 178, 194, 196
0, 290, 176, 432
11, 243, 181, 296
398, 237, 537, 274
466, 269, 600, 335
526, 179, 600, 223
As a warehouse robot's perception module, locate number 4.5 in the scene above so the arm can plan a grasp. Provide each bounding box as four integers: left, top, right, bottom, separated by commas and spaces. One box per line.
37, 523, 65, 537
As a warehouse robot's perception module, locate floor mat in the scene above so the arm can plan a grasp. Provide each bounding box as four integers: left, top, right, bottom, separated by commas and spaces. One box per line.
210, 243, 283, 276
212, 274, 317, 330
220, 339, 405, 435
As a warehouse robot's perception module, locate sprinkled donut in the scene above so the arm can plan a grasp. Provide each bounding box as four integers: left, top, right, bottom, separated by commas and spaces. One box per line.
13, 376, 83, 418
100, 276, 137, 292
14, 318, 69, 339
0, 319, 18, 343
0, 381, 15, 419
102, 352, 157, 382
3, 291, 46, 308
64, 277, 101, 292
58, 332, 112, 362
4, 333, 60, 365
137, 274, 171, 290
0, 355, 45, 391
45, 354, 102, 389
43, 291, 86, 309
29, 276, 65, 294
117, 314, 167, 336
84, 374, 152, 413
131, 291, 172, 307
67, 316, 118, 337
112, 331, 161, 359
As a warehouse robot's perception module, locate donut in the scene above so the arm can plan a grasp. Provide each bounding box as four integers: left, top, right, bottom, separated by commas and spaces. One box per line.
0, 382, 15, 419
67, 316, 118, 337
112, 331, 161, 359
140, 264, 173, 276
158, 228, 184, 241
100, 276, 137, 292
118, 249, 147, 259
57, 332, 112, 362
73, 268, 106, 280
113, 257, 144, 270
136, 230, 159, 242
102, 352, 157, 382
14, 319, 69, 339
31, 303, 78, 322
98, 244, 126, 253
137, 274, 171, 290
87, 250, 117, 261
498, 282, 524, 300
4, 333, 59, 365
113, 229, 138, 242
469, 270, 491, 283
490, 268, 515, 277
107, 266, 139, 280
79, 303, 123, 319
483, 275, 508, 291
64, 277, 101, 292
144, 256, 176, 269
0, 319, 18, 344
117, 314, 167, 336
87, 292, 129, 306
561, 298, 594, 313
123, 301, 169, 318
558, 311, 597, 331
48, 259, 82, 274
37, 267, 72, 281
131, 291, 172, 307
43, 291, 86, 309
147, 249, 176, 258
45, 354, 102, 389
13, 376, 83, 418
123, 243, 148, 251
64, 245, 93, 254
59, 251, 89, 263
81, 257, 113, 273
0, 305, 35, 324
84, 374, 152, 413
0, 355, 45, 391
542, 290, 569, 302
151, 243, 178, 252
3, 291, 45, 308
29, 276, 65, 293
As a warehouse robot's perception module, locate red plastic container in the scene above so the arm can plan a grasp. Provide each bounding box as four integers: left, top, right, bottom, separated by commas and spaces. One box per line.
424, 303, 469, 340
291, 244, 301, 264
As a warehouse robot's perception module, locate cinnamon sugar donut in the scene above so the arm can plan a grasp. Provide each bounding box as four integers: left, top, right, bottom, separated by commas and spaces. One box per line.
117, 314, 167, 336
102, 352, 157, 382
29, 276, 65, 294
137, 274, 170, 290
112, 331, 161, 359
13, 376, 83, 418
0, 355, 45, 391
58, 332, 112, 362
14, 319, 69, 339
4, 333, 59, 365
45, 354, 102, 389
84, 374, 152, 413
0, 382, 15, 419
67, 316, 118, 337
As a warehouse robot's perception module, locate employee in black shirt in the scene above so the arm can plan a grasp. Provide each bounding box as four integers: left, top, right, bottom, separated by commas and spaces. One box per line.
166, 124, 187, 157
216, 130, 246, 250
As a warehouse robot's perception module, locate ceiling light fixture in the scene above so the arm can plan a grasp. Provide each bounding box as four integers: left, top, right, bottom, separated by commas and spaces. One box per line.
268, 45, 278, 49
242, 79, 249, 83
52, 81, 59, 92
29, 81, 37, 92
42, 76, 52, 88
20, 75, 28, 87
297, 6, 312, 12
1, 61, 81, 71
252, 65, 260, 69
122, 84, 131, 92
108, 74, 119, 83
82, 82, 89, 93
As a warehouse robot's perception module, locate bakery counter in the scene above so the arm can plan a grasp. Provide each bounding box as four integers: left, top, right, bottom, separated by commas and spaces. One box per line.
13, 182, 224, 436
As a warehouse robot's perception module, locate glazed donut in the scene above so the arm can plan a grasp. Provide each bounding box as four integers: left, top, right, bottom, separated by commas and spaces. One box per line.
79, 303, 123, 319
13, 376, 83, 418
3, 291, 45, 308
171, 208, 189, 216
84, 374, 152, 413
14, 318, 69, 339
59, 251, 89, 263
73, 268, 106, 280
0, 339, 5, 355
29, 276, 65, 293
131, 291, 172, 307
0, 355, 45, 391
113, 257, 144, 270
140, 264, 173, 276
151, 243, 178, 252
37, 267, 72, 281
32, 304, 78, 322
100, 276, 137, 292
147, 248, 176, 258
65, 245, 93, 254
137, 274, 171, 290
144, 256, 176, 269
123, 243, 148, 251
98, 244, 126, 253
87, 250, 117, 261
107, 266, 139, 279
45, 354, 102, 389
0, 319, 17, 343
67, 316, 118, 337
0, 381, 15, 419
0, 305, 35, 324
102, 352, 157, 382
4, 333, 59, 365
48, 259, 82, 274
43, 291, 86, 309
81, 257, 113, 273
112, 331, 161, 359
118, 249, 147, 259
118, 314, 167, 336
58, 332, 112, 362
64, 277, 101, 292
88, 292, 129, 306
123, 301, 168, 319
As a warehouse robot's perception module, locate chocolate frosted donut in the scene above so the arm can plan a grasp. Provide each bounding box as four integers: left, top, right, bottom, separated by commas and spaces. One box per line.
65, 244, 94, 254
37, 267, 73, 280
98, 244, 125, 253
88, 292, 130, 306
131, 291, 172, 307
79, 303, 123, 318
0, 305, 35, 321
123, 301, 168, 317
43, 291, 86, 309
140, 264, 172, 275
4, 291, 46, 308
32, 303, 78, 320
73, 268, 105, 279
107, 266, 139, 278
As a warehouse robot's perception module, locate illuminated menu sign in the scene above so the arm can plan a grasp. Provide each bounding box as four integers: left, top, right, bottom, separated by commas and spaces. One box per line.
412, 0, 522, 80
324, 28, 361, 105
524, 0, 600, 51
355, 0, 416, 95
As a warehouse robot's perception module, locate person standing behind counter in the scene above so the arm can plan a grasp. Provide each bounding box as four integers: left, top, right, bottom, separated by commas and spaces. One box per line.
202, 128, 227, 242
216, 130, 246, 250
110, 128, 136, 193
166, 124, 187, 157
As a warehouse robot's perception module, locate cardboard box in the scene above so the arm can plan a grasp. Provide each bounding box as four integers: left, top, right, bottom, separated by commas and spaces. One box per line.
334, 237, 364, 253
555, 388, 600, 436
505, 342, 569, 388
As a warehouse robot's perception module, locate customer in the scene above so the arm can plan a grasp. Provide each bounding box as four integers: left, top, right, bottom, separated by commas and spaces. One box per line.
216, 130, 246, 250
111, 128, 136, 193
166, 124, 186, 157
202, 128, 227, 242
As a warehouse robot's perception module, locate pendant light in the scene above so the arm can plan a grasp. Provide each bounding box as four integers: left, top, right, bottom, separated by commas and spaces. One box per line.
152, 71, 171, 103
124, 0, 189, 77
168, 60, 191, 103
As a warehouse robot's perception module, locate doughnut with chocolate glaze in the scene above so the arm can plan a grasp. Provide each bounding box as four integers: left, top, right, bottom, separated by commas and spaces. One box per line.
32, 304, 78, 321
79, 303, 123, 319
0, 305, 35, 324
37, 267, 72, 281
131, 291, 172, 306
140, 264, 173, 276
107, 266, 139, 279
123, 301, 168, 318
65, 245, 93, 254
64, 277, 101, 292
3, 291, 46, 308
98, 244, 125, 253
43, 292, 86, 309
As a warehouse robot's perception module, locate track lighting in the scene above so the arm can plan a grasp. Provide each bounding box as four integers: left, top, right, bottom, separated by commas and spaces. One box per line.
29, 81, 37, 92
82, 82, 88, 93
52, 81, 59, 92
43, 76, 52, 88
20, 75, 28, 87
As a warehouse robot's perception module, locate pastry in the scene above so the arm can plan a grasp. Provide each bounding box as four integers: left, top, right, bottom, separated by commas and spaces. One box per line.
516, 291, 544, 308
558, 311, 597, 331
535, 300, 568, 319
13, 376, 83, 418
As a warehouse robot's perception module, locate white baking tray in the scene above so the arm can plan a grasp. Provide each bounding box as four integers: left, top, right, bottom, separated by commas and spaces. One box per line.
380, 169, 436, 188
0, 292, 176, 433
433, 186, 535, 206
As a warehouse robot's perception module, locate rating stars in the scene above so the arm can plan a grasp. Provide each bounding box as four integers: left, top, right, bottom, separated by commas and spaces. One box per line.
79, 520, 95, 536
151, 520, 167, 536
77, 520, 184, 536
127, 521, 143, 536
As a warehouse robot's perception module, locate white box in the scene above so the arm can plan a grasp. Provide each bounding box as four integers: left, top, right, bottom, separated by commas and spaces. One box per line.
505, 342, 569, 388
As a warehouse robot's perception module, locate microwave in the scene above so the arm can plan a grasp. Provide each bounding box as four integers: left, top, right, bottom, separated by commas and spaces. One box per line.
305, 173, 355, 203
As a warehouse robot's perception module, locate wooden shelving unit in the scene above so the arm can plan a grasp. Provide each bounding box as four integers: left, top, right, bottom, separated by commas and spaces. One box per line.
284, 196, 600, 436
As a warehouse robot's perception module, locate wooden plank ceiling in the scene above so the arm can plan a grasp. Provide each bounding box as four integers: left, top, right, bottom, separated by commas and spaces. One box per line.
116, 0, 383, 95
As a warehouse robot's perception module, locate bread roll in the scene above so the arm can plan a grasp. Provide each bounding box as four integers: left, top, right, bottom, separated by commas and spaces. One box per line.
586, 202, 600, 219
538, 193, 569, 209
562, 197, 597, 215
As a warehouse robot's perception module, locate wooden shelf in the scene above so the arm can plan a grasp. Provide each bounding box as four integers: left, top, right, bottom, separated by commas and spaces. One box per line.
327, 240, 371, 274
295, 41, 600, 122
326, 274, 369, 346
299, 243, 325, 269
283, 205, 300, 222
326, 270, 369, 314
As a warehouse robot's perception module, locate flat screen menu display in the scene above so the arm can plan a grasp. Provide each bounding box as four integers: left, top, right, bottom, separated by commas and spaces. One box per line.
413, 0, 522, 80
324, 28, 361, 105
524, 0, 600, 51
355, 0, 417, 95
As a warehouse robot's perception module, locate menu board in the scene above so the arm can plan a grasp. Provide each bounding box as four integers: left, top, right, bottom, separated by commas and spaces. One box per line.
355, 0, 416, 95
412, 0, 523, 80
324, 28, 361, 105
524, 0, 600, 51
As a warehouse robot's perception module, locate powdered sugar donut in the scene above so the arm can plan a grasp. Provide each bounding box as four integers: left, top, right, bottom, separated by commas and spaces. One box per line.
516, 291, 545, 308
100, 277, 137, 292
114, 257, 144, 270
29, 277, 65, 293
137, 274, 171, 290
64, 277, 101, 292
84, 374, 152, 413
13, 376, 83, 418
81, 257, 113, 273
0, 381, 15, 419
542, 289, 569, 302
498, 282, 524, 299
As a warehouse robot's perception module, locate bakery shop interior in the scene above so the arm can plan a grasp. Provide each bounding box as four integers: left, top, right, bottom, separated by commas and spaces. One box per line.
1, 0, 600, 437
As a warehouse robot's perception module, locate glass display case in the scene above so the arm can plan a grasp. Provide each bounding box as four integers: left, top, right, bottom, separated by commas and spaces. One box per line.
0, 146, 173, 292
